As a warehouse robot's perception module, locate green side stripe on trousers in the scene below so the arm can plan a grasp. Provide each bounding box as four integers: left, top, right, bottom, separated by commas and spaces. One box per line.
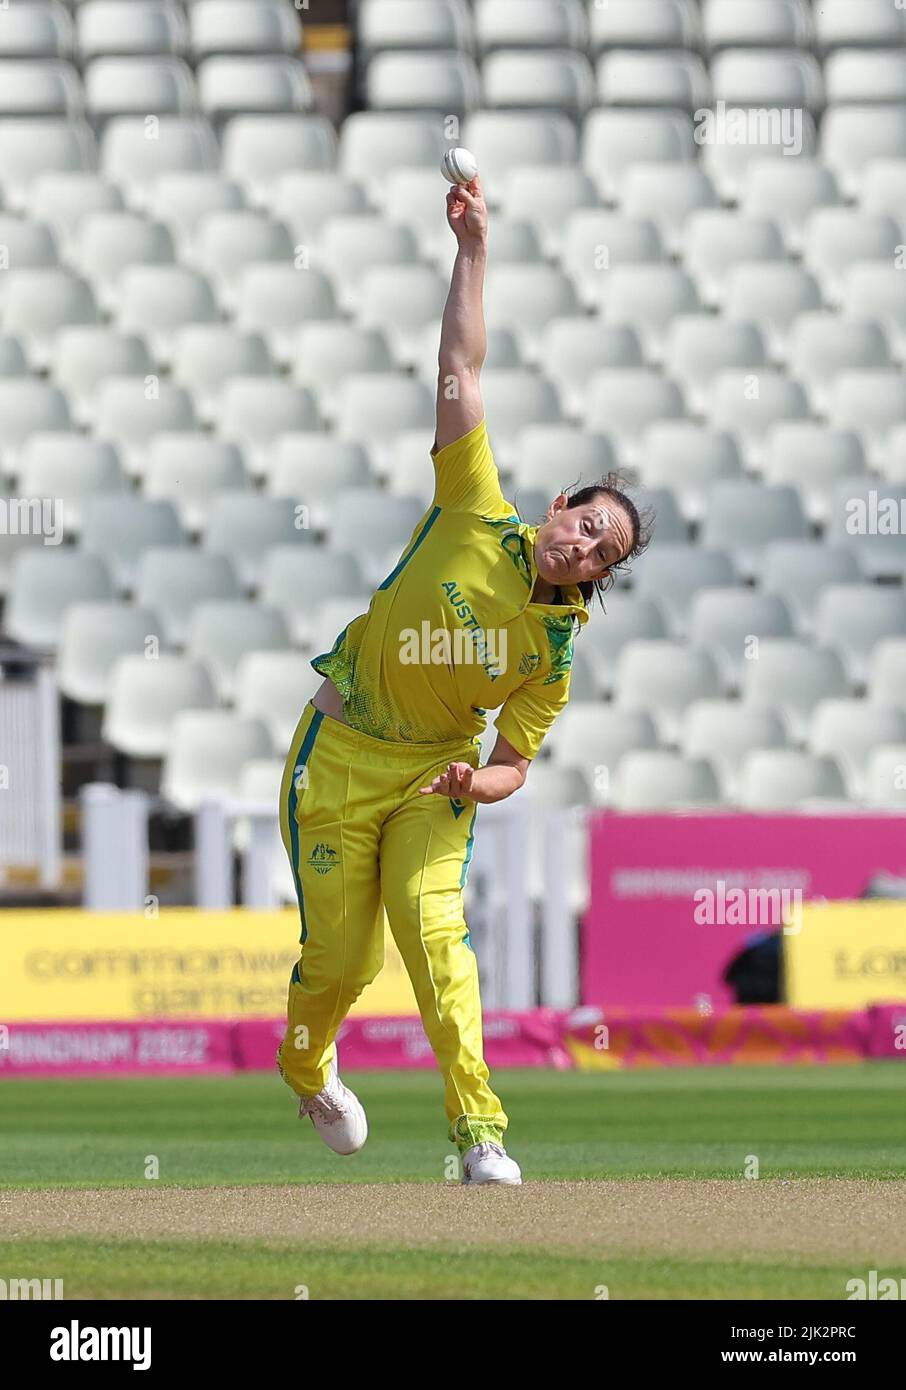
459, 805, 478, 890
289, 708, 324, 945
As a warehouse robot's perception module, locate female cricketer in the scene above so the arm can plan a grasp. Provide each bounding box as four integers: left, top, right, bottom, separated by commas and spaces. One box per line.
277, 174, 649, 1185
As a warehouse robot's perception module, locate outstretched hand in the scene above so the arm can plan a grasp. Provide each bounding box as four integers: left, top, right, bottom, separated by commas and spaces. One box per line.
445, 176, 488, 245
419, 761, 475, 799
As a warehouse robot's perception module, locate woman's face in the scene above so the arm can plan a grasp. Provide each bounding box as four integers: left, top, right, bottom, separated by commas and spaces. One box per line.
534, 494, 636, 587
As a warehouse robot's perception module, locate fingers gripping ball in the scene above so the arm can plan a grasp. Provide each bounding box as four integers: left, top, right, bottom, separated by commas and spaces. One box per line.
441, 147, 479, 186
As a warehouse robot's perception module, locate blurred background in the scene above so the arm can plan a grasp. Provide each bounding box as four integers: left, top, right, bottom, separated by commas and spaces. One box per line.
1, 0, 905, 1078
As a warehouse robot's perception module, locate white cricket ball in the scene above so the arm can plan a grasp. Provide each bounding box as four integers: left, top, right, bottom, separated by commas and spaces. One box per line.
441, 147, 479, 185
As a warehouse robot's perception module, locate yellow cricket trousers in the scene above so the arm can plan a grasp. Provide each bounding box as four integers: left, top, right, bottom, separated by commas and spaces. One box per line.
276, 700, 508, 1152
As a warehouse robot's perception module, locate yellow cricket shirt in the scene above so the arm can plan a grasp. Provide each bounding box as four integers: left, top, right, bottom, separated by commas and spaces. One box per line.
311, 419, 589, 760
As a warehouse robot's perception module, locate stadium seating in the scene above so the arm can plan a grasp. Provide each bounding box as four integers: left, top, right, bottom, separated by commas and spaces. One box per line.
0, 0, 904, 815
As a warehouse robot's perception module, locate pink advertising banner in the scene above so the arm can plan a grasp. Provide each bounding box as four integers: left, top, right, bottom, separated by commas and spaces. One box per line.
0, 1019, 236, 1077
236, 1010, 572, 1072
582, 814, 906, 1009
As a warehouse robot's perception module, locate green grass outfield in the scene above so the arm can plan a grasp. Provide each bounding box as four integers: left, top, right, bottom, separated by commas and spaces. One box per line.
2, 1064, 904, 1187
1, 1065, 904, 1299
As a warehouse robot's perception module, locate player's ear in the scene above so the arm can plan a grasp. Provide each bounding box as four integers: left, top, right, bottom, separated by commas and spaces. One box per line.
546, 492, 568, 521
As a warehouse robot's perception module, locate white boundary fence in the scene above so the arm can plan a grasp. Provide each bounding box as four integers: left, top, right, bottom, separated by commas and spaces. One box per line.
80, 787, 587, 1010
0, 656, 61, 889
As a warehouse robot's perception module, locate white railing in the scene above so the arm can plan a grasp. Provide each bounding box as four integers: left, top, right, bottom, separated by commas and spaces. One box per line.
80, 787, 588, 1009
0, 655, 61, 889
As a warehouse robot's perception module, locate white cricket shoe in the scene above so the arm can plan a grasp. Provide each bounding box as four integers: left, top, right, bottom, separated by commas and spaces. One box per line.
461, 1141, 522, 1186
299, 1053, 367, 1155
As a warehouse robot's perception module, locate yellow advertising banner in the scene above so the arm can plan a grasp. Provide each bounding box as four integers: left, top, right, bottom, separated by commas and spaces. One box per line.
0, 910, 418, 1021
785, 901, 906, 1009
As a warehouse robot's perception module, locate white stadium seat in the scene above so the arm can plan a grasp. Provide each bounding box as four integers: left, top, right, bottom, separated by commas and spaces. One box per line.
93, 377, 197, 475
74, 212, 175, 311
222, 114, 337, 200
513, 423, 616, 493
760, 541, 861, 637
588, 0, 700, 54
136, 547, 240, 647
2, 268, 99, 369
724, 263, 823, 359
474, 0, 586, 54
825, 49, 906, 105
701, 111, 818, 202
842, 263, 906, 359
293, 323, 393, 418
688, 588, 794, 690
599, 264, 701, 360
814, 585, 906, 686
81, 495, 184, 590
0, 119, 96, 209
271, 170, 367, 247
742, 640, 851, 740
585, 369, 686, 463
542, 319, 643, 418
869, 642, 906, 713
366, 51, 481, 116
51, 327, 155, 422
583, 109, 696, 201
737, 750, 846, 810
809, 700, 906, 801
482, 50, 595, 116
83, 56, 196, 118
701, 0, 812, 51
462, 110, 578, 201
813, 0, 906, 54
235, 650, 319, 750
58, 599, 164, 705
700, 481, 809, 580
803, 209, 901, 303
357, 265, 447, 369
339, 112, 446, 196
335, 373, 434, 476
217, 378, 319, 477
6, 548, 113, 649
787, 315, 890, 413
740, 160, 840, 254
0, 4, 74, 60
638, 422, 743, 524
26, 172, 125, 248
76, 1, 187, 59
202, 491, 311, 589
116, 265, 219, 365
189, 0, 301, 59
187, 600, 289, 702
484, 264, 579, 363
18, 433, 124, 532
144, 434, 249, 533
830, 373, 906, 462
578, 595, 667, 695
316, 213, 418, 311
235, 264, 337, 366
162, 710, 273, 812
664, 317, 766, 411
710, 47, 823, 111
0, 379, 71, 471
197, 56, 313, 119
103, 654, 216, 759
101, 116, 218, 203
634, 544, 737, 638
0, 58, 83, 118
561, 210, 664, 308
171, 326, 274, 420
820, 106, 906, 197
706, 370, 810, 466
544, 703, 658, 782
681, 701, 788, 799
613, 751, 722, 811
827, 478, 906, 580
260, 546, 368, 647
619, 163, 718, 255
501, 165, 597, 257
615, 640, 724, 741
762, 423, 868, 525
682, 211, 784, 307
596, 50, 710, 110
358, 0, 473, 58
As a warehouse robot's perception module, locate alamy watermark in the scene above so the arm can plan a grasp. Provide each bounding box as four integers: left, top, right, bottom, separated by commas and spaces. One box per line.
0, 498, 63, 545
694, 880, 803, 935
694, 101, 803, 157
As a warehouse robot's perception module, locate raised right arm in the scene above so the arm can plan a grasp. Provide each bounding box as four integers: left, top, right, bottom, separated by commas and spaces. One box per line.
435, 177, 489, 453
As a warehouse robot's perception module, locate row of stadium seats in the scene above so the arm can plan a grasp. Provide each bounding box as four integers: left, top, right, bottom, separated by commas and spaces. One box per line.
113, 686, 906, 812
0, 1, 301, 59
0, 108, 904, 204
9, 540, 906, 702
358, 0, 906, 58
357, 48, 906, 117
1, 201, 902, 311
1, 365, 905, 479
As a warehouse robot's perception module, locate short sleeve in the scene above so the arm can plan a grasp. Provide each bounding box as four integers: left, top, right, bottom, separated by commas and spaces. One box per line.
495, 666, 572, 761
431, 419, 512, 517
